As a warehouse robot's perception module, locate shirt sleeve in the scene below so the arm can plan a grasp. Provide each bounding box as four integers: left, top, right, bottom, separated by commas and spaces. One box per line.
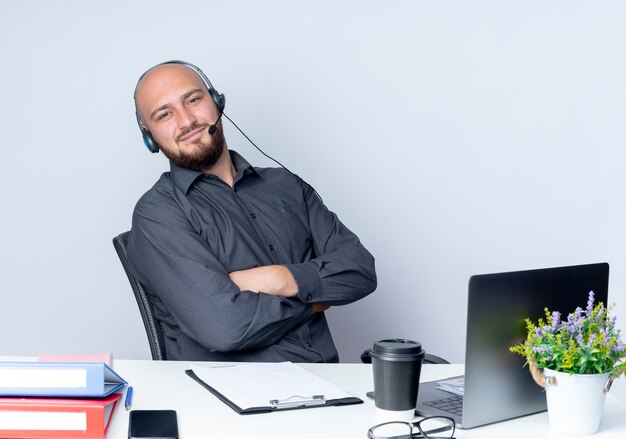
285, 179, 377, 305
127, 190, 313, 353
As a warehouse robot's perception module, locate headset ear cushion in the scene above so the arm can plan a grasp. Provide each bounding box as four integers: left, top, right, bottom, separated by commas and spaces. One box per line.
210, 90, 225, 112
136, 112, 160, 153
142, 131, 160, 153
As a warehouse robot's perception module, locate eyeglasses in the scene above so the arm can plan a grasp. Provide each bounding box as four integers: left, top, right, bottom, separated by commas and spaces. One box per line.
367, 416, 456, 439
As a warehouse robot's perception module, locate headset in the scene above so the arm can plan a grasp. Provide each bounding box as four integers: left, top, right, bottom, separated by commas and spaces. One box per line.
135, 60, 225, 153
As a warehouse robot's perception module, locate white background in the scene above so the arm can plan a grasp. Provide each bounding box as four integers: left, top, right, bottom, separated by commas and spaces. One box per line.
1, 0, 626, 399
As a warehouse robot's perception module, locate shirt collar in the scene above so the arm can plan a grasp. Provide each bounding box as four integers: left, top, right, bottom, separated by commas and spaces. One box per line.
169, 149, 258, 194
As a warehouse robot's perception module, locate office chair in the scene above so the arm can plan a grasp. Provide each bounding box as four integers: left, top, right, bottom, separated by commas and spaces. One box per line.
113, 231, 167, 360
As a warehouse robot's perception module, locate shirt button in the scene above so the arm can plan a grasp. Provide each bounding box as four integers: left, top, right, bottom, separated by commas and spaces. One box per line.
306, 294, 312, 301
250, 213, 257, 219
269, 245, 275, 251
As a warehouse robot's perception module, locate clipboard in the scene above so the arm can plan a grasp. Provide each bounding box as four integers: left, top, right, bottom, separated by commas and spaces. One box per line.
185, 362, 363, 415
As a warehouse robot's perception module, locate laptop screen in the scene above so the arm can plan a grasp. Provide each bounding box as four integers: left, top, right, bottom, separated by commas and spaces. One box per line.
461, 262, 609, 428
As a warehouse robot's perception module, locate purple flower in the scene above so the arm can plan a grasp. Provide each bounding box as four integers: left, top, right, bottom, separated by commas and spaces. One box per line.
596, 304, 605, 321
599, 328, 610, 347
576, 333, 584, 346
586, 291, 595, 314
587, 333, 597, 348
566, 307, 584, 334
568, 321, 582, 334
532, 345, 551, 354
611, 339, 625, 354
551, 311, 561, 329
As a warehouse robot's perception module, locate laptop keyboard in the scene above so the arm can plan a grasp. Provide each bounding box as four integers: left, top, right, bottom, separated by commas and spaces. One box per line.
423, 395, 463, 416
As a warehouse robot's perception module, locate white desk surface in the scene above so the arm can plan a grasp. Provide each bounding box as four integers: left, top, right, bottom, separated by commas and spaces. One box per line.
100, 359, 626, 439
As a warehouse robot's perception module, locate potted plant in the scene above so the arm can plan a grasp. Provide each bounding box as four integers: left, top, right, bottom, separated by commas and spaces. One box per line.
510, 291, 626, 435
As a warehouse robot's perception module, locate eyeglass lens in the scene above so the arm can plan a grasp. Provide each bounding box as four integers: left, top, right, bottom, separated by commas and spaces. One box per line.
418, 417, 455, 438
369, 417, 455, 439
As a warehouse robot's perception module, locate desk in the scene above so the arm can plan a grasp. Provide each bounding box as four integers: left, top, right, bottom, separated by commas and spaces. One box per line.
105, 360, 626, 438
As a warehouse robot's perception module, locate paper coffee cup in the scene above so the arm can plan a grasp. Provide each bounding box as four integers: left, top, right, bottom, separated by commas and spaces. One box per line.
370, 339, 425, 416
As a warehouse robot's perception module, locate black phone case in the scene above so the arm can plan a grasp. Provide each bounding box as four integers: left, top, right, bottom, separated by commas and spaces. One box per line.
128, 410, 179, 439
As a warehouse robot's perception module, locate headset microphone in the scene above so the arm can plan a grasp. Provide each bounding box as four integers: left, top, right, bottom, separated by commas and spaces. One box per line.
208, 109, 224, 135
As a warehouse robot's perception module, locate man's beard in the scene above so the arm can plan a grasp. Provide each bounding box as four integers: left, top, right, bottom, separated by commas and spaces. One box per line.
163, 123, 226, 172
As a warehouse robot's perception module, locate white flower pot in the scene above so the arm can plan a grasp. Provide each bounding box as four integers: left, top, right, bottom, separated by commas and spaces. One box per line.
543, 368, 611, 435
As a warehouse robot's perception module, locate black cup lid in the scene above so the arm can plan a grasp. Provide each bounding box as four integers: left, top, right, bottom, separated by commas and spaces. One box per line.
370, 339, 425, 360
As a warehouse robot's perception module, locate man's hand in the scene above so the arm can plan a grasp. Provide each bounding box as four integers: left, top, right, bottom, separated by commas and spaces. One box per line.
229, 266, 331, 313
229, 265, 298, 297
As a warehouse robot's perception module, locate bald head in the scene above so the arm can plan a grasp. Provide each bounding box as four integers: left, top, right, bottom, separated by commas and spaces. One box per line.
134, 63, 210, 125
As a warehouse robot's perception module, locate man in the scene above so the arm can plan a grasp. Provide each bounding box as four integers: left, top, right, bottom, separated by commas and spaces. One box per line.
128, 61, 376, 362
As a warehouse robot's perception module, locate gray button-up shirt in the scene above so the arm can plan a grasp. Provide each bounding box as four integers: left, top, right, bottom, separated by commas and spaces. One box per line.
127, 150, 376, 362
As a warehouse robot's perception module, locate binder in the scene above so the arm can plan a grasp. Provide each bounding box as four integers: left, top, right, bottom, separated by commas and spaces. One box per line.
185, 362, 363, 415
0, 362, 127, 397
0, 392, 121, 438
37, 353, 114, 368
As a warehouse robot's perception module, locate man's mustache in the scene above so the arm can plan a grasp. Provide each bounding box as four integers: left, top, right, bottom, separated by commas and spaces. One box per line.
178, 123, 208, 141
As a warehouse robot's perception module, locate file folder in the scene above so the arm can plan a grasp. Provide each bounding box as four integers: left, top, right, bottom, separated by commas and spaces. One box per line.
0, 362, 127, 397
0, 392, 121, 438
37, 353, 114, 368
186, 362, 362, 415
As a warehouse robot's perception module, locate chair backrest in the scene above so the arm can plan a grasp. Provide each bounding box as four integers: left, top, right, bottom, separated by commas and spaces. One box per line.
113, 231, 167, 360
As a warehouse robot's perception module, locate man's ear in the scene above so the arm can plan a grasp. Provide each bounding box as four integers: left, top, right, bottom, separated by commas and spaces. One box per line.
135, 111, 150, 132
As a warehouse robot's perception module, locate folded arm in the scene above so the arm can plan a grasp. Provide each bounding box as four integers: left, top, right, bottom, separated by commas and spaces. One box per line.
228, 265, 330, 313
127, 195, 314, 353
228, 265, 297, 297
283, 178, 377, 306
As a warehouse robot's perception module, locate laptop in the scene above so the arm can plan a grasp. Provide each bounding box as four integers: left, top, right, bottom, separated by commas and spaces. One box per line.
415, 262, 609, 429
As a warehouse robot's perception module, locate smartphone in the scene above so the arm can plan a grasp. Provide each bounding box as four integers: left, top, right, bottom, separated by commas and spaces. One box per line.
128, 410, 179, 439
